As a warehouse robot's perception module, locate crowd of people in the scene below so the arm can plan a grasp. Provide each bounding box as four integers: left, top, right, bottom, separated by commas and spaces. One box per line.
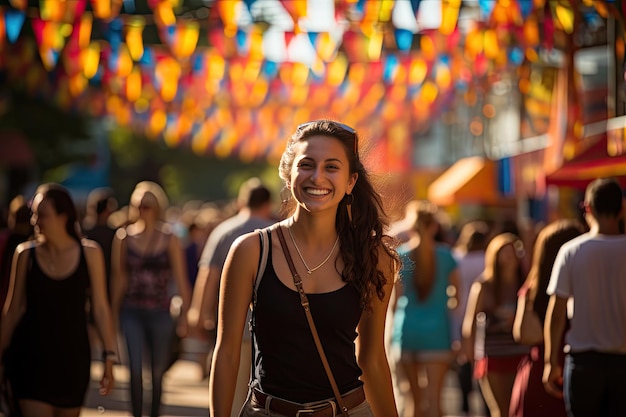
0, 120, 624, 417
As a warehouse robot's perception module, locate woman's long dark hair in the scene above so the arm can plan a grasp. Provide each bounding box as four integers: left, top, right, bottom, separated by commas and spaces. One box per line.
279, 120, 400, 309
526, 219, 584, 321
482, 232, 525, 307
35, 183, 82, 243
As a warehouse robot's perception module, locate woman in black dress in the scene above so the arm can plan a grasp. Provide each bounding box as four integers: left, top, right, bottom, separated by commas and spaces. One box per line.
0, 183, 117, 417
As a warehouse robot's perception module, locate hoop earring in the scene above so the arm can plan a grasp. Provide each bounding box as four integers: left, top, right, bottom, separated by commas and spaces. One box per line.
345, 193, 354, 225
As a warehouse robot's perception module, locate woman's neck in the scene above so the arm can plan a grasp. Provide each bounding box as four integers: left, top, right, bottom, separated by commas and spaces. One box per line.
44, 233, 77, 252
134, 219, 158, 234
289, 211, 337, 246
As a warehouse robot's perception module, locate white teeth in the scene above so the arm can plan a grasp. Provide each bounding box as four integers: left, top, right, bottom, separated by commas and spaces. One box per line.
306, 188, 330, 196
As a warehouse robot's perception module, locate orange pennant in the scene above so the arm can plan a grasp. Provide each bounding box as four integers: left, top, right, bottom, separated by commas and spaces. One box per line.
279, 1, 307, 32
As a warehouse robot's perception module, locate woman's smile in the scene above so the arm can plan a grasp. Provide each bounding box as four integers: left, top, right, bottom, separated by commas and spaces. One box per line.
304, 187, 331, 197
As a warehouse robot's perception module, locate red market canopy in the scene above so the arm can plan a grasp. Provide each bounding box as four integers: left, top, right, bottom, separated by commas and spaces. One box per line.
546, 133, 626, 189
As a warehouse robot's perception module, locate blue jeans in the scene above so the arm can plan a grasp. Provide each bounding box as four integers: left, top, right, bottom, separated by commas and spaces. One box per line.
121, 307, 176, 417
564, 351, 626, 417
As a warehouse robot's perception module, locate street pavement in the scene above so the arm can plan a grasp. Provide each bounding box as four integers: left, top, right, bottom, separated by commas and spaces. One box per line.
81, 357, 488, 417
81, 359, 209, 417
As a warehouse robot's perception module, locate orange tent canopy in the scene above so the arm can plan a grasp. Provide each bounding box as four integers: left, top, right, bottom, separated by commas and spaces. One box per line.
427, 156, 501, 206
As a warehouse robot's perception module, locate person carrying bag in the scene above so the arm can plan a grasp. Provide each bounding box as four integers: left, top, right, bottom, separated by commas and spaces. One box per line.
209, 120, 400, 416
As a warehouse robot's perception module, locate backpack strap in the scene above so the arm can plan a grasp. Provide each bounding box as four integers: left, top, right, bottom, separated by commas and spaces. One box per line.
249, 227, 270, 389
252, 227, 270, 308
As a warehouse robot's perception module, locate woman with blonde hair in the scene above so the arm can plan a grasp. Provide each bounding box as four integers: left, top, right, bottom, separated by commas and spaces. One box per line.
111, 181, 191, 417
391, 200, 459, 417
462, 233, 529, 417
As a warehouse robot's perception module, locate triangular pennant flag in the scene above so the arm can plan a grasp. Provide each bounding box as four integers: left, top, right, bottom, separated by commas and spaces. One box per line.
125, 16, 145, 61
543, 0, 554, 50
284, 31, 296, 48
395, 28, 413, 52
520, 0, 535, 18
410, 0, 421, 15
235, 28, 248, 55
242, 0, 257, 14
0, 9, 5, 47
279, 0, 307, 32
216, 0, 238, 34
122, 0, 135, 13
307, 32, 319, 48
5, 9, 26, 43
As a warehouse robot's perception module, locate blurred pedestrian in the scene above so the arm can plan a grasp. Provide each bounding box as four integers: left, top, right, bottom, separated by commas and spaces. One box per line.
509, 219, 584, 417
187, 177, 273, 414
111, 181, 192, 417
0, 195, 33, 311
451, 220, 490, 417
83, 187, 118, 359
462, 233, 528, 417
391, 200, 459, 417
83, 188, 118, 296
544, 178, 626, 417
0, 183, 116, 417
184, 222, 206, 290
210, 120, 400, 416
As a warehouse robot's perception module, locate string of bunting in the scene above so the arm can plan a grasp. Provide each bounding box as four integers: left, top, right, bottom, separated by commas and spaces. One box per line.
0, 0, 624, 169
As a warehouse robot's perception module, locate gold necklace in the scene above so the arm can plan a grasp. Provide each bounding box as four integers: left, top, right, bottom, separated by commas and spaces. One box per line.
287, 227, 339, 275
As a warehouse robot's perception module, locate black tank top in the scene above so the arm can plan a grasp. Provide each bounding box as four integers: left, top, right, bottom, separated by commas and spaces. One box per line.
253, 230, 364, 403
6, 242, 91, 407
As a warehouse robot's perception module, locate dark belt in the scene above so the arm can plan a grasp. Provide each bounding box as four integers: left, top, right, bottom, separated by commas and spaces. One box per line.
251, 386, 365, 417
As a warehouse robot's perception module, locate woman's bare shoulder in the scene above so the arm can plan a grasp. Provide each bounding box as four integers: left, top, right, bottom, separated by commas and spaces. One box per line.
231, 230, 263, 255
15, 240, 38, 254
81, 239, 105, 261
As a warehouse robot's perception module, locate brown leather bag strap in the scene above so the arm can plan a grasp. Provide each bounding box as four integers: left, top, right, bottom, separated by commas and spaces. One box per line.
276, 226, 350, 416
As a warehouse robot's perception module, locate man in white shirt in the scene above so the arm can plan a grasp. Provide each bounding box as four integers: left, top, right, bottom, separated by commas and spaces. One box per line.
544, 177, 626, 416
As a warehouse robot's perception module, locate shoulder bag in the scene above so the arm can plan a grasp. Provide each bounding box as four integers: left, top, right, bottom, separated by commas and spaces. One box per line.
275, 226, 351, 416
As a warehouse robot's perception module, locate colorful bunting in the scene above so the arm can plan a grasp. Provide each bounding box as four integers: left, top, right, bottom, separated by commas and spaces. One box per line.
5, 9, 26, 44
0, 0, 619, 166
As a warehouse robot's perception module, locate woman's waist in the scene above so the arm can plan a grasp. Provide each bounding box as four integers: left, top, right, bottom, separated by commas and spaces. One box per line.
256, 375, 363, 405
254, 353, 362, 403
251, 384, 366, 416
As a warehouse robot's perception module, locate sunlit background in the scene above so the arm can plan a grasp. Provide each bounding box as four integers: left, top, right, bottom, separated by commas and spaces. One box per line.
0, 0, 624, 225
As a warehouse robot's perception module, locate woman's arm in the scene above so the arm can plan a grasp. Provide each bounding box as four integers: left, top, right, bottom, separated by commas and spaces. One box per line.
356, 250, 399, 417
110, 229, 128, 334
461, 280, 484, 363
83, 240, 117, 395
168, 232, 192, 336
447, 267, 460, 310
0, 244, 31, 361
209, 233, 258, 416
512, 291, 543, 345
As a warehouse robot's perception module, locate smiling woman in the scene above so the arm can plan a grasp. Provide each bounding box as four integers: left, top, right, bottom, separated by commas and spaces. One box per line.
209, 120, 401, 417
